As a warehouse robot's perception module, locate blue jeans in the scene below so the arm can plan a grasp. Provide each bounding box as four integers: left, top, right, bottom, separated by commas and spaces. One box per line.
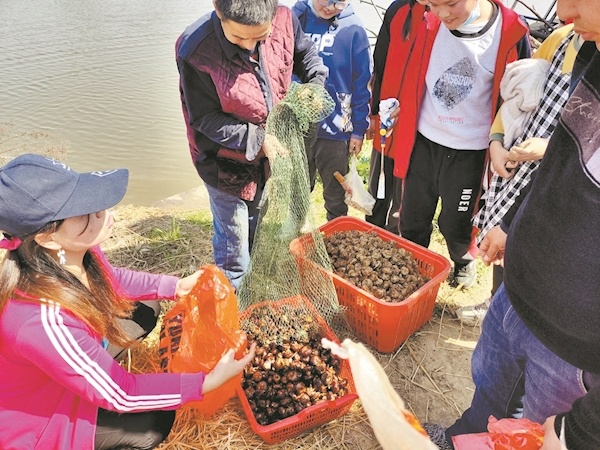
447, 284, 600, 443
204, 182, 262, 291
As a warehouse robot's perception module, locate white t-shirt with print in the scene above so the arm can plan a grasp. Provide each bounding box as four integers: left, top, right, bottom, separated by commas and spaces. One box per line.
418, 14, 502, 150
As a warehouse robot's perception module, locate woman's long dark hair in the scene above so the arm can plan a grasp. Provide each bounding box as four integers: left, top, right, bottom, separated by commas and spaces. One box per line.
0, 222, 134, 346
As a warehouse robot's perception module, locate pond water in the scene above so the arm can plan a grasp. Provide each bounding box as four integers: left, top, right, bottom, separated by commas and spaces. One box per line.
0, 0, 550, 205
0, 0, 392, 206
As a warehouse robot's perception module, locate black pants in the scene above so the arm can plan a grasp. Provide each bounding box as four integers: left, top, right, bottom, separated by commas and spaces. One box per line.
400, 133, 486, 266
106, 301, 160, 359
96, 301, 175, 449
367, 148, 402, 234
95, 409, 176, 450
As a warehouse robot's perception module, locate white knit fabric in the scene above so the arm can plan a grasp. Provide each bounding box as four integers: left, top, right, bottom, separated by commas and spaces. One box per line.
500, 58, 551, 148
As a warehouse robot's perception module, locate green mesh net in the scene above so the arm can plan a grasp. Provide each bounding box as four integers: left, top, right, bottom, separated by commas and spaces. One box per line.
237, 82, 344, 331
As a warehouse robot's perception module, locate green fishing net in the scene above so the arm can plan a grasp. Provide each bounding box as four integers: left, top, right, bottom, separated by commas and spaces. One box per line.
237, 82, 345, 331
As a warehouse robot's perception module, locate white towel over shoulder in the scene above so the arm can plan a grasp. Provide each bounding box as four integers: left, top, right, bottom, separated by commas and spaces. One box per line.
500, 58, 551, 148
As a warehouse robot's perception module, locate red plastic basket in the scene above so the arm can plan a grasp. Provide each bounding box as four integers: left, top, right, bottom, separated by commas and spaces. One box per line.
237, 296, 358, 445
289, 217, 451, 353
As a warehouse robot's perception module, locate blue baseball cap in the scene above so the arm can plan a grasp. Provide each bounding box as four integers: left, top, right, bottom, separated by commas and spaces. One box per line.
0, 154, 129, 238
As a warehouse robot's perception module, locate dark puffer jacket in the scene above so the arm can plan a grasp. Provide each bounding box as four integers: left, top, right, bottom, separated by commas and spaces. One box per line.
176, 6, 327, 200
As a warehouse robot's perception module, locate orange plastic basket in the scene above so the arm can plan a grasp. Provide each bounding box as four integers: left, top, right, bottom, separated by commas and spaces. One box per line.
237, 296, 358, 445
289, 217, 451, 353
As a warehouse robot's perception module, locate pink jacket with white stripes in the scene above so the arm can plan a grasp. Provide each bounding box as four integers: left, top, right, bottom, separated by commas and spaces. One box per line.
0, 248, 205, 449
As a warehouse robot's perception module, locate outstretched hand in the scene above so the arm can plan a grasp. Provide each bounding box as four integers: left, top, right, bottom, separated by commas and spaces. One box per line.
175, 270, 202, 298
202, 343, 257, 394
508, 137, 548, 162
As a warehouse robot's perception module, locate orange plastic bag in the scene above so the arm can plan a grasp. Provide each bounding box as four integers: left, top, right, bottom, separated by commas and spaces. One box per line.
158, 265, 247, 417
453, 416, 544, 450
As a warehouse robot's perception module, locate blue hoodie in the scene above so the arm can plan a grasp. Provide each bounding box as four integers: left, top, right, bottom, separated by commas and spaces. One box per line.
292, 0, 372, 141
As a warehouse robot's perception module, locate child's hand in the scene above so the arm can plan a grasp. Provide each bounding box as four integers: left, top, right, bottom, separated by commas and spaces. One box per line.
478, 225, 506, 266
202, 343, 257, 394
349, 137, 363, 156
379, 99, 400, 137
489, 140, 514, 179
175, 270, 202, 298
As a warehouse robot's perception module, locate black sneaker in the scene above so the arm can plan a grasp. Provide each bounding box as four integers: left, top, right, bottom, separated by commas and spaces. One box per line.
453, 260, 476, 289
423, 423, 453, 450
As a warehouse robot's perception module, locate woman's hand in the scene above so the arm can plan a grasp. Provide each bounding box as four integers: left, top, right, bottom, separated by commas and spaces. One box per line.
175, 270, 202, 298
489, 140, 514, 179
202, 343, 257, 394
508, 137, 548, 162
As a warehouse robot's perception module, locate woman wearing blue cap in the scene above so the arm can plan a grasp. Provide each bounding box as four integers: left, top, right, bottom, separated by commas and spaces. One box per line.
0, 154, 255, 450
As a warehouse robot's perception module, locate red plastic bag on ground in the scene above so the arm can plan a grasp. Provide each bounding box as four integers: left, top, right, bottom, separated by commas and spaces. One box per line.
453, 416, 544, 450
158, 265, 247, 416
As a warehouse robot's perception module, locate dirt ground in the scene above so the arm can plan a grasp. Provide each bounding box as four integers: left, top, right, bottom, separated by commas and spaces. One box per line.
100, 203, 491, 449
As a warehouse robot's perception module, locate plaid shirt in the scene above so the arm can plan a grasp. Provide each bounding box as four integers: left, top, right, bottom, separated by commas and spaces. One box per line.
473, 31, 574, 242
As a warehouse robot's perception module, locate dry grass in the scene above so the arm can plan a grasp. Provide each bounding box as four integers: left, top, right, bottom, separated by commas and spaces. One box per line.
104, 202, 487, 449
102, 206, 214, 277
0, 108, 490, 450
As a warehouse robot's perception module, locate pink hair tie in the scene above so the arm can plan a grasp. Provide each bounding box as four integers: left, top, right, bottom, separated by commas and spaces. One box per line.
0, 235, 22, 251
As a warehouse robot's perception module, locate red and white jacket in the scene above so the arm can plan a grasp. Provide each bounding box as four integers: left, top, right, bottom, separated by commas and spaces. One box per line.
372, 0, 530, 178
0, 248, 204, 449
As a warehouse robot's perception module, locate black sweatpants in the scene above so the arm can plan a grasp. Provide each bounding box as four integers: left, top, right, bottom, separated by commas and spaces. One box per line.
95, 409, 176, 450
366, 148, 402, 234
96, 301, 175, 449
400, 132, 486, 266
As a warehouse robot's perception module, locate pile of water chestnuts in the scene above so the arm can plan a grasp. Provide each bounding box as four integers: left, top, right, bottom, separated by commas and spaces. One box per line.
241, 303, 349, 425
